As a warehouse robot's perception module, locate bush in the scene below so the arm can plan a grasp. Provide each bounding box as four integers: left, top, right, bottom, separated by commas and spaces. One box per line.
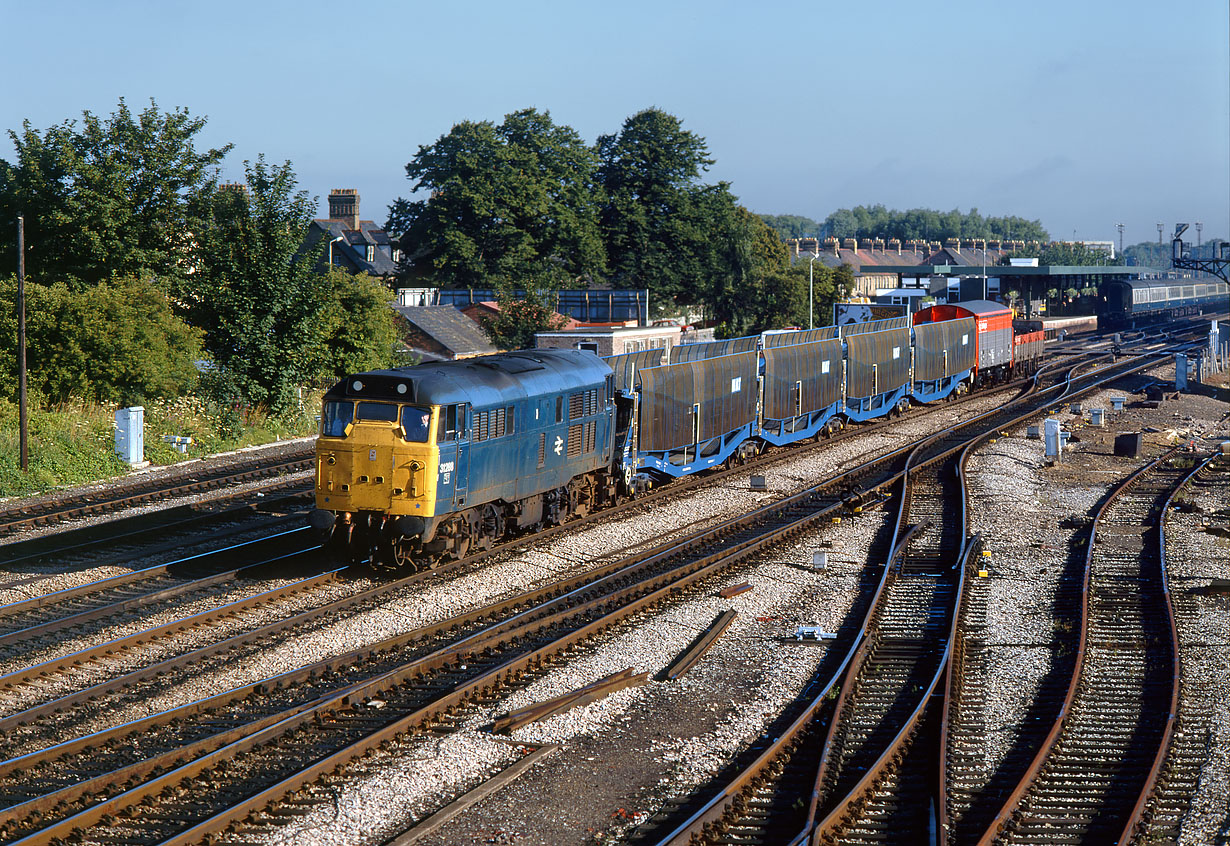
0, 275, 201, 409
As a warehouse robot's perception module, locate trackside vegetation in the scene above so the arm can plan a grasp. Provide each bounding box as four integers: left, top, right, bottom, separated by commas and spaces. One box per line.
0, 395, 321, 498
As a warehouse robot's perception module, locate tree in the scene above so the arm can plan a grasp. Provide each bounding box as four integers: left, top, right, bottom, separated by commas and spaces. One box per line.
0, 275, 200, 407
389, 108, 606, 289
596, 108, 718, 308
758, 214, 821, 241
187, 157, 332, 414
478, 281, 568, 351
0, 98, 231, 287
315, 268, 400, 379
820, 205, 1048, 243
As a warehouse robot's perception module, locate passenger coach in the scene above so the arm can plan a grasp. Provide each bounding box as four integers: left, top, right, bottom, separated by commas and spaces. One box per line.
1098, 278, 1228, 330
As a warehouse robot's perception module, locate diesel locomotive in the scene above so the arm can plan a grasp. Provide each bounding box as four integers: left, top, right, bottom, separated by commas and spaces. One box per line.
309, 349, 624, 569
310, 301, 1045, 570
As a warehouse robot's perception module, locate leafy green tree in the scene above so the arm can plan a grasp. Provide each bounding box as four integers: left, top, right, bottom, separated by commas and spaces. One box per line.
820, 205, 1048, 243
758, 214, 821, 241
478, 281, 567, 350
596, 108, 718, 308
389, 108, 605, 289
0, 98, 231, 286
0, 275, 200, 407
746, 268, 809, 332
315, 268, 399, 379
187, 157, 332, 414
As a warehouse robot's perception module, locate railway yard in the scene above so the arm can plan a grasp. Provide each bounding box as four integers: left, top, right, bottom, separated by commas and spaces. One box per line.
0, 331, 1227, 846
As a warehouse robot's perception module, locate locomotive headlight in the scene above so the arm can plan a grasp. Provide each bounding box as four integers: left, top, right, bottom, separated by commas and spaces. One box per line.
326, 455, 336, 466
352, 380, 364, 391
397, 383, 407, 394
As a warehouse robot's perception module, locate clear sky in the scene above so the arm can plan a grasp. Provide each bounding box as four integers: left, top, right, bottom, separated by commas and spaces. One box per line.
3, 0, 1227, 249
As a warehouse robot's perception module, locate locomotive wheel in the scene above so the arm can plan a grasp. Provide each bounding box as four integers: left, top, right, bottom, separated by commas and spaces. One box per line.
546, 487, 568, 526
569, 480, 590, 518
478, 503, 505, 548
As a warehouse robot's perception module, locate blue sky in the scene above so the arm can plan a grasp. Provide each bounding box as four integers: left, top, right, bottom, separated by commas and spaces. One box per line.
2, 0, 1227, 249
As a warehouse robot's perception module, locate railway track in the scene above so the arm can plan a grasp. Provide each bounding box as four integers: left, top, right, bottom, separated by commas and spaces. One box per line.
631, 351, 1164, 846
0, 485, 313, 575
0, 336, 1190, 844
967, 450, 1197, 845
0, 447, 313, 537
0, 417, 910, 844
1, 352, 1154, 845
1133, 453, 1229, 843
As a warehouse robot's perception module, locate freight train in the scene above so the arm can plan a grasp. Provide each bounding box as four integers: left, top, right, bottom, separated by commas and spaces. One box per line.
1096, 277, 1228, 331
309, 300, 1045, 569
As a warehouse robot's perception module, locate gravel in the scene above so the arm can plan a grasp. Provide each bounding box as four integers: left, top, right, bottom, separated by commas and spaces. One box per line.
11, 374, 1225, 845
965, 367, 1229, 840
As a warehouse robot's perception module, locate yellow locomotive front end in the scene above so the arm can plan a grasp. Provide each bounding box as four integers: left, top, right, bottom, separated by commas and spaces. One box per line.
310, 396, 441, 567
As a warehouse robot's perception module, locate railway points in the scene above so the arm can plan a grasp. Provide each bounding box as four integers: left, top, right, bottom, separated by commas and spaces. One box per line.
0, 322, 1225, 845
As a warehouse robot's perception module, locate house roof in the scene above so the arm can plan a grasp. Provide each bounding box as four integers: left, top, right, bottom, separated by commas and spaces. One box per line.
394, 305, 498, 358
310, 219, 398, 276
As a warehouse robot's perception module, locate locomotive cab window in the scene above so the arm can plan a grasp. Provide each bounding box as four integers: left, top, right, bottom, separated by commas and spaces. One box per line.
321, 401, 354, 437
400, 406, 433, 443
436, 404, 460, 442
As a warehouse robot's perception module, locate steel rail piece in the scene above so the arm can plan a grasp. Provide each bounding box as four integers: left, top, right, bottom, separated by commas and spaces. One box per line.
803, 418, 977, 843
970, 448, 1194, 846
649, 353, 1159, 846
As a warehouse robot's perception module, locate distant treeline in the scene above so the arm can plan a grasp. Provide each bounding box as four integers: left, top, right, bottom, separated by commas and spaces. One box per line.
760, 205, 1049, 244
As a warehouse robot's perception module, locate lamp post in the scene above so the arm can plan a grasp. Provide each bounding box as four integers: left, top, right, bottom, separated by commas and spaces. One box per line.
327, 235, 345, 267
807, 251, 821, 330
17, 216, 27, 472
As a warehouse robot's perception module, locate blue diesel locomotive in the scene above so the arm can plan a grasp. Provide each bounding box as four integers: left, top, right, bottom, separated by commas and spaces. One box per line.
309, 349, 619, 568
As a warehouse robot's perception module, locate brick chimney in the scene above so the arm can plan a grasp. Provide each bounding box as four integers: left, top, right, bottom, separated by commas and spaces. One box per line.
328, 189, 360, 230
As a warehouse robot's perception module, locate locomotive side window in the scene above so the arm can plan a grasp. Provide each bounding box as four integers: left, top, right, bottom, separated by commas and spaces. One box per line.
321, 401, 354, 437
357, 402, 399, 422
556, 396, 564, 423
506, 406, 515, 435
437, 405, 459, 442
400, 406, 432, 443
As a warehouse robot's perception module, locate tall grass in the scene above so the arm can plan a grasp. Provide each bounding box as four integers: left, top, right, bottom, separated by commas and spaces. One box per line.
0, 393, 321, 499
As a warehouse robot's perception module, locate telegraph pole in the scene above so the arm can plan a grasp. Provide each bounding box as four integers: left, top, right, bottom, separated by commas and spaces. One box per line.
17, 216, 28, 472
